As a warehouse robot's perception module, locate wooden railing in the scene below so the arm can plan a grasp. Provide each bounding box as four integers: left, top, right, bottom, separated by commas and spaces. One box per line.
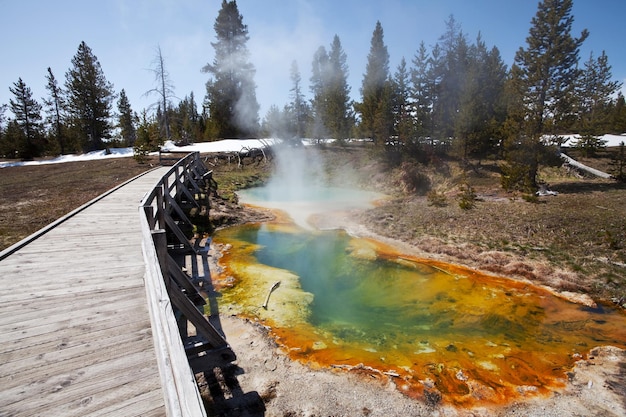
139, 152, 231, 417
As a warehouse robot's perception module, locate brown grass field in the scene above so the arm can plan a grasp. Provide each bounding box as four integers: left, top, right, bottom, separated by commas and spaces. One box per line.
1, 146, 624, 306
0, 156, 157, 249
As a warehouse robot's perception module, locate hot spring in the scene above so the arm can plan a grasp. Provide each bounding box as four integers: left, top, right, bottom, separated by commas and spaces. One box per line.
210, 147, 626, 406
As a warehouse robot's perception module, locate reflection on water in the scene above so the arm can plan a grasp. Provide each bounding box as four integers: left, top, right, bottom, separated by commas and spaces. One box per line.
213, 223, 626, 406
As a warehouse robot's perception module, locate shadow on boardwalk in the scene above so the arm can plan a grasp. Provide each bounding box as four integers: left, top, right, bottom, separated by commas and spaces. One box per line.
180, 240, 266, 417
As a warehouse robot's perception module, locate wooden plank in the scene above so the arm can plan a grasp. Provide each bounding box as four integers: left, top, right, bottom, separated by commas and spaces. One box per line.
0, 314, 151, 367
0, 285, 140, 317
0, 349, 159, 413
0, 291, 147, 337
41, 381, 165, 417
0, 167, 170, 417
0, 280, 146, 303
0, 299, 148, 348
0, 321, 155, 387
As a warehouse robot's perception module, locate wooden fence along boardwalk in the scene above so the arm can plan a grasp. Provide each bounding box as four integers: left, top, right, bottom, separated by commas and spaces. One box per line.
0, 154, 228, 417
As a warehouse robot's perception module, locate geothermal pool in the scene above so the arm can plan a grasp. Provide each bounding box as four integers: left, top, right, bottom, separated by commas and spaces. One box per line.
211, 182, 626, 406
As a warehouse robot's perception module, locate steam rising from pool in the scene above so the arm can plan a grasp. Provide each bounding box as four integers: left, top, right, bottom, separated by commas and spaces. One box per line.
237, 144, 382, 228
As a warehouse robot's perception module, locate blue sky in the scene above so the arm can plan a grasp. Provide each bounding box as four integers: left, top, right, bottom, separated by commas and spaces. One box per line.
1, 0, 624, 119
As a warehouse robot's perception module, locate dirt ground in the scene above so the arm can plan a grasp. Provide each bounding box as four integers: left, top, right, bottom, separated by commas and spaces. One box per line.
199, 203, 626, 417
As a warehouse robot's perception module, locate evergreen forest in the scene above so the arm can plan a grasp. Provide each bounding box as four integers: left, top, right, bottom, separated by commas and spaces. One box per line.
2, 0, 626, 191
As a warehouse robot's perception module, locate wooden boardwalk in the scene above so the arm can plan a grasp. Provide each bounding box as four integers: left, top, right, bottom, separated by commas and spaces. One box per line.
0, 167, 172, 417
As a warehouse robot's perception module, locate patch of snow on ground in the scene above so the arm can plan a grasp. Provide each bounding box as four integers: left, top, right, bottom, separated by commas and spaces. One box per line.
560, 134, 626, 147
0, 147, 135, 168
0, 139, 277, 168
2, 135, 624, 169
161, 138, 280, 154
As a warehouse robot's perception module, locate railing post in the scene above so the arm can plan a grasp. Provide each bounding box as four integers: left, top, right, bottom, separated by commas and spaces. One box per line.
151, 229, 170, 289
144, 205, 156, 230
155, 184, 166, 231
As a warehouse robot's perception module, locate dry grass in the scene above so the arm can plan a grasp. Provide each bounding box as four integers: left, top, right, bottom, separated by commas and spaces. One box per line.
358, 151, 626, 304
2, 146, 625, 305
0, 153, 270, 251
0, 156, 157, 250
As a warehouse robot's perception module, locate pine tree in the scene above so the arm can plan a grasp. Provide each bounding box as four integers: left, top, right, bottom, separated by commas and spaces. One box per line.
455, 35, 507, 160
372, 78, 394, 145
203, 0, 259, 139
357, 21, 390, 145
43, 67, 68, 154
65, 41, 116, 151
506, 0, 588, 190
288, 60, 309, 139
9, 78, 43, 159
184, 92, 202, 141
134, 109, 161, 153
434, 15, 468, 144
309, 36, 353, 140
170, 92, 203, 143
117, 89, 136, 147
310, 45, 330, 139
325, 35, 353, 140
410, 42, 434, 144
393, 58, 414, 145
575, 51, 622, 155
611, 93, 626, 133
262, 104, 290, 139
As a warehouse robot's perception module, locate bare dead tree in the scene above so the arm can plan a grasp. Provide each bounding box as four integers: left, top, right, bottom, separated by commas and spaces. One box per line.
144, 45, 176, 140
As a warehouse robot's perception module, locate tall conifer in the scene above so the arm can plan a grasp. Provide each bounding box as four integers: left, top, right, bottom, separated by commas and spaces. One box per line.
9, 78, 43, 159
393, 58, 414, 145
117, 89, 136, 146
325, 35, 353, 139
288, 60, 309, 139
410, 42, 434, 143
507, 0, 588, 189
43, 67, 68, 154
576, 51, 622, 141
65, 41, 115, 151
203, 0, 259, 138
358, 21, 390, 145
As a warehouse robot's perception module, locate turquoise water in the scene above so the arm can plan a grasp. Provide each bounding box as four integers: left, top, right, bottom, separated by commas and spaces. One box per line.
219, 224, 626, 350
216, 184, 626, 405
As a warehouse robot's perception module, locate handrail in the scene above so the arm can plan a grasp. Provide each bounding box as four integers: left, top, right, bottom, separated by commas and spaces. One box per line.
139, 152, 209, 417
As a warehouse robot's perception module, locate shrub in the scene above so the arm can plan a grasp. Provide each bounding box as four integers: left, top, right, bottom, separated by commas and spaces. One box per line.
133, 144, 150, 164
398, 162, 431, 195
457, 181, 476, 210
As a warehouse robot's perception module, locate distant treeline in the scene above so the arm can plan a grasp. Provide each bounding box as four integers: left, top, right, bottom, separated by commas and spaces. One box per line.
1, 0, 625, 189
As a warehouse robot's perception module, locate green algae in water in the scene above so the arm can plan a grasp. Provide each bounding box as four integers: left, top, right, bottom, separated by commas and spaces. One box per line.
219, 224, 626, 346
215, 223, 626, 404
